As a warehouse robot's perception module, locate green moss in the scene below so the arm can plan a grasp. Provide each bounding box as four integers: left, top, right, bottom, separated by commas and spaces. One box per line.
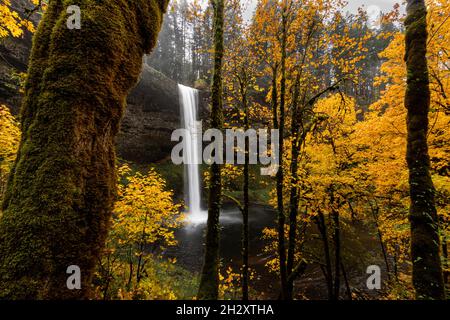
198, 0, 225, 300
0, 0, 168, 299
404, 0, 445, 300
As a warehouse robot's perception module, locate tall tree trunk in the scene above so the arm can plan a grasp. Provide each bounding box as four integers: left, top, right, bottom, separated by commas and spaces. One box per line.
286, 74, 301, 299
341, 262, 352, 300
198, 0, 224, 300
0, 0, 168, 299
404, 0, 445, 299
241, 77, 250, 301
442, 237, 449, 286
332, 207, 341, 300
271, 66, 278, 129
316, 210, 333, 300
276, 6, 288, 300
371, 201, 391, 280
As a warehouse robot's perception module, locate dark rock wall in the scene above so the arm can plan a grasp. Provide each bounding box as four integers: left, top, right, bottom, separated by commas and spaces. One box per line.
117, 63, 180, 163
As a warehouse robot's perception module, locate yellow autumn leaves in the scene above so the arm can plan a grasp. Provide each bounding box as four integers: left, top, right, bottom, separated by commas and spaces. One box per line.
112, 164, 184, 249
95, 165, 185, 299
262, 1, 449, 295
0, 0, 40, 38
0, 105, 20, 198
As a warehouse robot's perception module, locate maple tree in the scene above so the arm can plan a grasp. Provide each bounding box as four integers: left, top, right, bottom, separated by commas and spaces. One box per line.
251, 0, 449, 299
95, 165, 183, 299
248, 0, 370, 299
352, 0, 450, 297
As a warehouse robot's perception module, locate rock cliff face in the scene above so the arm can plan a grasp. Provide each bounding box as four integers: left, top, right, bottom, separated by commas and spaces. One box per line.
117, 64, 180, 163
119, 67, 210, 163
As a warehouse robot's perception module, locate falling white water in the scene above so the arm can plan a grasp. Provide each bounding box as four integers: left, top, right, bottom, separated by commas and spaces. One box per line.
178, 84, 207, 224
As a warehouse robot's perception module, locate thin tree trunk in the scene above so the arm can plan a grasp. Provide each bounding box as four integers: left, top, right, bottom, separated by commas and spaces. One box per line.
276, 6, 288, 300
332, 208, 341, 300
404, 0, 445, 299
271, 66, 278, 129
241, 77, 250, 301
127, 247, 134, 290
316, 210, 333, 300
341, 262, 352, 300
393, 249, 399, 281
442, 238, 449, 285
136, 212, 149, 284
371, 202, 391, 280
286, 74, 301, 299
198, 0, 224, 300
0, 0, 168, 299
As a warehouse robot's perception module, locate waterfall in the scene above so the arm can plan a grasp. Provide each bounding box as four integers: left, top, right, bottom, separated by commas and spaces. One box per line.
178, 84, 206, 224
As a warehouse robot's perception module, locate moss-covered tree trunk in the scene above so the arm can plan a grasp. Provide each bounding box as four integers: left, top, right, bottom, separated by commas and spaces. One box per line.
0, 0, 168, 299
197, 0, 224, 300
404, 0, 445, 300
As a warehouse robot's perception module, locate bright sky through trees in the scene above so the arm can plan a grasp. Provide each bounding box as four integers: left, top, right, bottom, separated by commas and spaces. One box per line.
185, 1, 402, 23
241, 0, 402, 21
